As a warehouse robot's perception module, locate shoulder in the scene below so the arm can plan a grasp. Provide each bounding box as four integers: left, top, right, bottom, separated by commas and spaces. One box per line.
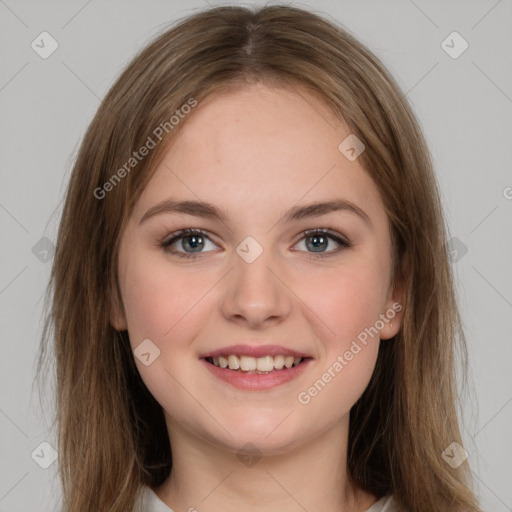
365, 494, 402, 512
137, 486, 174, 512
137, 486, 402, 512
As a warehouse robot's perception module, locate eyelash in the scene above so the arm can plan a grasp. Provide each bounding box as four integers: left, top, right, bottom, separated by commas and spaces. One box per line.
161, 228, 351, 260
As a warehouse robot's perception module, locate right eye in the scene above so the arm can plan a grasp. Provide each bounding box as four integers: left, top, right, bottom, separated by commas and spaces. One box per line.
161, 228, 219, 259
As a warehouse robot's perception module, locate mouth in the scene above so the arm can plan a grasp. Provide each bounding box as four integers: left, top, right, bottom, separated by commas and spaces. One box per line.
199, 345, 314, 390
203, 354, 312, 374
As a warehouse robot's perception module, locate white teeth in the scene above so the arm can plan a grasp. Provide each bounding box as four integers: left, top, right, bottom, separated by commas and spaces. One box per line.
240, 356, 257, 371
228, 354, 240, 370
208, 354, 304, 372
273, 355, 285, 370
256, 356, 274, 372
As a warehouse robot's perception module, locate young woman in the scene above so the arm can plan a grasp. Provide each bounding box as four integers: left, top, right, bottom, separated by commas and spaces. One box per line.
39, 5, 483, 512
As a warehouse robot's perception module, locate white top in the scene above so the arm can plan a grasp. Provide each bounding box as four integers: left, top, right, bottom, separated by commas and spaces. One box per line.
139, 486, 400, 511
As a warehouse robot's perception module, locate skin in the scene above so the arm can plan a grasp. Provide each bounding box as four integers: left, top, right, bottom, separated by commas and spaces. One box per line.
112, 83, 404, 512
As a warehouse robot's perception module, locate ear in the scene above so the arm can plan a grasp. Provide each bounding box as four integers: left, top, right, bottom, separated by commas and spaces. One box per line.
379, 273, 405, 341
109, 286, 127, 331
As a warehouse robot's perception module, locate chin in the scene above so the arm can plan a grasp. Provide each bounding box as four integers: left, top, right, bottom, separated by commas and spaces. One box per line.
206, 414, 309, 455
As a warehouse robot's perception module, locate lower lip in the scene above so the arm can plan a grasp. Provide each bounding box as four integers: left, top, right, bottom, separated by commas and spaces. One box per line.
200, 358, 312, 390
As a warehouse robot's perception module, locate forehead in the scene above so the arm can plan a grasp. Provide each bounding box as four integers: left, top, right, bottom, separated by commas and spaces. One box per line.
132, 83, 387, 228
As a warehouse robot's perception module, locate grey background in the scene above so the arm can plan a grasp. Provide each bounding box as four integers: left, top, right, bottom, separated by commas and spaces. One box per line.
0, 0, 511, 510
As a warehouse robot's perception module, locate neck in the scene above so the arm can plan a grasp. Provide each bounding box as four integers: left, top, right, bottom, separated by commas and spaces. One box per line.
154, 417, 377, 512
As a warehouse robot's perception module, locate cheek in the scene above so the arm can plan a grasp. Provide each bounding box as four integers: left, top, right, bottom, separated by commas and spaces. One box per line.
299, 258, 388, 346
119, 254, 212, 416
292, 259, 385, 409
119, 251, 209, 346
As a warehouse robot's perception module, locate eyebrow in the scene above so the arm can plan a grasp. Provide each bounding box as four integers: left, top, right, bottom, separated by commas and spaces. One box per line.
139, 198, 372, 229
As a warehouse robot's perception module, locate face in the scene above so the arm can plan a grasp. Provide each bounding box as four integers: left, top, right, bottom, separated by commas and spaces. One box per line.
113, 83, 403, 455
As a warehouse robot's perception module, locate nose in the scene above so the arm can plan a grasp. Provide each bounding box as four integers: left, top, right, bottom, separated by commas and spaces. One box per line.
220, 246, 292, 329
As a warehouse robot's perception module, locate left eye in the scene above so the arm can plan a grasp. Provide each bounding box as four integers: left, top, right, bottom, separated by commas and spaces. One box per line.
161, 228, 350, 259
293, 229, 350, 255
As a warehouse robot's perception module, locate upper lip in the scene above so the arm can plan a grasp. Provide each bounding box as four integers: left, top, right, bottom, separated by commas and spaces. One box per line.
199, 344, 312, 359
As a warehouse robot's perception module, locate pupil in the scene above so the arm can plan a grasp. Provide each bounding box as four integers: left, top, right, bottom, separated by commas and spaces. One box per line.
307, 235, 327, 252
184, 235, 203, 252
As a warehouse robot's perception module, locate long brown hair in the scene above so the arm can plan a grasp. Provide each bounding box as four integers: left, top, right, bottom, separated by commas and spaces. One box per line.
38, 5, 482, 511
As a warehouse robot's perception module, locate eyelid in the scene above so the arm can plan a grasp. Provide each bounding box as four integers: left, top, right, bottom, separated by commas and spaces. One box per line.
297, 228, 350, 247
161, 228, 217, 253
161, 228, 213, 246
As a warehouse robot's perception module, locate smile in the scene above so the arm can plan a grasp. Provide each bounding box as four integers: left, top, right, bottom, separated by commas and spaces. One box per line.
201, 354, 313, 390
206, 354, 304, 373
